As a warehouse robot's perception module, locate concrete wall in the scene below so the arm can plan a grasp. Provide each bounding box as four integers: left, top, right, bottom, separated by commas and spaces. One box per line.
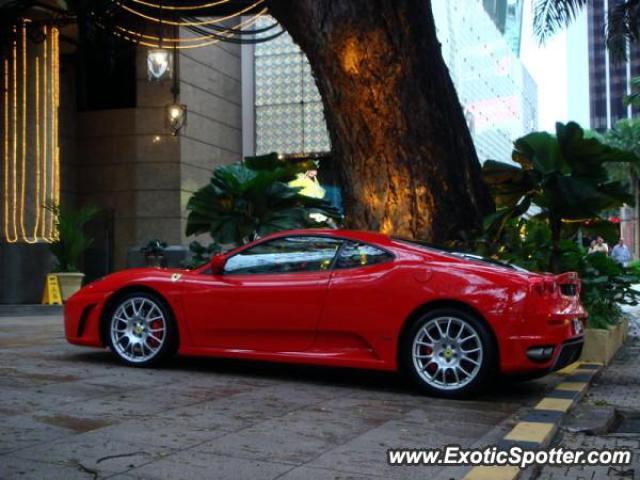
75, 48, 181, 269
178, 40, 243, 245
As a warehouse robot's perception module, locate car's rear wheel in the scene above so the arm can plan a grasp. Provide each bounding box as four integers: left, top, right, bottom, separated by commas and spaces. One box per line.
401, 308, 496, 398
106, 292, 176, 367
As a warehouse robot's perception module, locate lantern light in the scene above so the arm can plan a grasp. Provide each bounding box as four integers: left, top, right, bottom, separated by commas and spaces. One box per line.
166, 103, 186, 135
147, 48, 172, 81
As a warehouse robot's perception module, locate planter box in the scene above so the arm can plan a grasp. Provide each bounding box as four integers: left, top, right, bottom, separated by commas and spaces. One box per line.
55, 272, 85, 302
580, 319, 629, 365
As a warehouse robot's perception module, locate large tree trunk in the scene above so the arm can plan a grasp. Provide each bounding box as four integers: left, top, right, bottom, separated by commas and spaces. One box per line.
266, 0, 494, 243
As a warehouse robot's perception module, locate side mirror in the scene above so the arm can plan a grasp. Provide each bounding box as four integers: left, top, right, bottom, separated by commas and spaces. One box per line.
210, 254, 226, 275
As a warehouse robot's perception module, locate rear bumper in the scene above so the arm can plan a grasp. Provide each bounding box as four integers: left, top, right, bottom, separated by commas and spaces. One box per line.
499, 334, 584, 375
499, 310, 586, 375
549, 337, 584, 372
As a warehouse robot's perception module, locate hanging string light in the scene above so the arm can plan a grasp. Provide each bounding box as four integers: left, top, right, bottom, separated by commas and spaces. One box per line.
90, 0, 284, 50
115, 0, 265, 27
130, 0, 233, 11
1, 20, 59, 243
112, 8, 272, 49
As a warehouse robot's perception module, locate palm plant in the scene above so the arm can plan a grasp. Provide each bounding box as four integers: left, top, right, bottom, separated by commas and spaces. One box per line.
533, 0, 639, 56
624, 77, 640, 109
482, 122, 637, 272
45, 202, 100, 272
603, 118, 640, 180
186, 153, 341, 247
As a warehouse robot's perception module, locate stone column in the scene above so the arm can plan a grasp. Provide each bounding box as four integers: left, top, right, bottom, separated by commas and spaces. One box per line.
0, 21, 60, 303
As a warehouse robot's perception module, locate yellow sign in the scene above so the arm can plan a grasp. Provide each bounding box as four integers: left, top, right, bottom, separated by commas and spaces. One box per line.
42, 274, 62, 305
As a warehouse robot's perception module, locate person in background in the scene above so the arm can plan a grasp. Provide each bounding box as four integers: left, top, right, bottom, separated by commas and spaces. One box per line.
288, 162, 335, 226
588, 239, 597, 254
611, 238, 632, 268
589, 236, 609, 255
288, 163, 325, 199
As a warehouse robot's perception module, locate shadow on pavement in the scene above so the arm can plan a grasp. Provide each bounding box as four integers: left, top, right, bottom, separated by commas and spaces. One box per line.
65, 349, 553, 404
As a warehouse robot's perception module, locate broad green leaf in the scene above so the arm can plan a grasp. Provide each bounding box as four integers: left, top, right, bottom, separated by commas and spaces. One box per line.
514, 131, 565, 174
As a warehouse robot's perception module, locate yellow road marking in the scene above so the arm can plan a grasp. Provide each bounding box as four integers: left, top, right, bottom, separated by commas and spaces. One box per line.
464, 465, 520, 480
535, 398, 574, 412
555, 382, 586, 392
504, 421, 555, 443
557, 362, 582, 375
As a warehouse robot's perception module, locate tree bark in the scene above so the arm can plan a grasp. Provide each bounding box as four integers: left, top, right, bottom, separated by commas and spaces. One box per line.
266, 0, 494, 243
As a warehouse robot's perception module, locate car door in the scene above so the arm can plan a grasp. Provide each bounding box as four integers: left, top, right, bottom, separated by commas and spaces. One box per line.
181, 235, 342, 352
318, 241, 397, 356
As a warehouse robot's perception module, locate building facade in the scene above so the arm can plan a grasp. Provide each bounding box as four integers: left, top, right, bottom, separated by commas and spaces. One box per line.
483, 0, 525, 56
0, 20, 242, 303
588, 0, 640, 131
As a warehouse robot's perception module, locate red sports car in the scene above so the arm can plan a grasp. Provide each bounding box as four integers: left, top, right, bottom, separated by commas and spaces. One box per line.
65, 229, 586, 398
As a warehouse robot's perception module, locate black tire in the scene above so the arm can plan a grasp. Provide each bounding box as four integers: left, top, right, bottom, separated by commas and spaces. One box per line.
400, 308, 497, 399
104, 291, 178, 367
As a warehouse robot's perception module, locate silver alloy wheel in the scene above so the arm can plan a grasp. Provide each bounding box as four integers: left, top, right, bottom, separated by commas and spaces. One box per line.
110, 296, 166, 363
412, 316, 483, 391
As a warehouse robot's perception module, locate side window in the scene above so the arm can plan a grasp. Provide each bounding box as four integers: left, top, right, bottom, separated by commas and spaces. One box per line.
335, 242, 393, 269
223, 236, 342, 275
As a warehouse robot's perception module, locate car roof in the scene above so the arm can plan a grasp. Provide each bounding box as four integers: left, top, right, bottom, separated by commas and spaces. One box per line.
258, 229, 393, 245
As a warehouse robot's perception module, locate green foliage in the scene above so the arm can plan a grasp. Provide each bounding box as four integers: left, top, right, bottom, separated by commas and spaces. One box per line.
627, 259, 640, 275
477, 217, 552, 272
140, 239, 167, 257
182, 240, 222, 269
580, 252, 639, 328
533, 0, 587, 44
482, 122, 637, 271
45, 202, 99, 273
533, 0, 637, 57
484, 122, 635, 227
186, 153, 341, 247
624, 77, 640, 110
602, 118, 640, 185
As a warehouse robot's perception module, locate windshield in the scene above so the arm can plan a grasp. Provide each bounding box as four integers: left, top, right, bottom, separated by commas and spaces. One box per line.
392, 238, 529, 273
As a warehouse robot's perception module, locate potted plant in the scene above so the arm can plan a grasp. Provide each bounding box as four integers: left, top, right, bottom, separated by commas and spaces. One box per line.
141, 239, 168, 267
46, 202, 99, 301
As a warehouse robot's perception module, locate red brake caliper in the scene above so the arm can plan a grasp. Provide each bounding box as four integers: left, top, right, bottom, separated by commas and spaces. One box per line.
148, 321, 162, 347
421, 345, 435, 374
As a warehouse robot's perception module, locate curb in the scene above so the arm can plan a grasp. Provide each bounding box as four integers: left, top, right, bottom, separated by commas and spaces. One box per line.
463, 361, 602, 480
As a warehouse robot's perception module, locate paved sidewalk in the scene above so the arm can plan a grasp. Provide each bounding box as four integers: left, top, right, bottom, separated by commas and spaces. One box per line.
1, 315, 562, 480
535, 336, 640, 480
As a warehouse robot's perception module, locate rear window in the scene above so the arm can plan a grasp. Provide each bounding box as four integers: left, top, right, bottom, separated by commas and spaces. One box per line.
393, 238, 528, 272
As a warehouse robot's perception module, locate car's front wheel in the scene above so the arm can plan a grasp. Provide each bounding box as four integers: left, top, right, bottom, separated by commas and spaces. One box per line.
106, 292, 177, 367
401, 308, 496, 398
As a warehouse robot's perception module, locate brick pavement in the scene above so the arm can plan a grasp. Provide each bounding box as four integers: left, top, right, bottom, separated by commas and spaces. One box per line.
0, 315, 561, 480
